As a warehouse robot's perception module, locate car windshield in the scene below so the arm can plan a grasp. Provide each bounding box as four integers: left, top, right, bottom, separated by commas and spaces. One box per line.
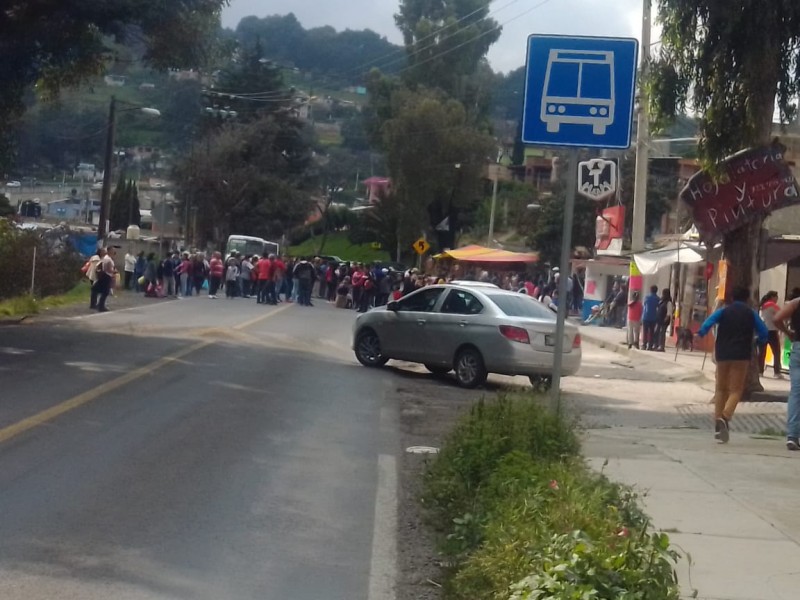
487, 294, 555, 320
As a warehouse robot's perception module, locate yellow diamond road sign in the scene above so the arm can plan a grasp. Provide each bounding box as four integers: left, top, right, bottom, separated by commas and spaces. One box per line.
412, 238, 430, 255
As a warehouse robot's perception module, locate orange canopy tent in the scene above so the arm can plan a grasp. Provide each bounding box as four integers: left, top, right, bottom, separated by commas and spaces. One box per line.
434, 244, 539, 263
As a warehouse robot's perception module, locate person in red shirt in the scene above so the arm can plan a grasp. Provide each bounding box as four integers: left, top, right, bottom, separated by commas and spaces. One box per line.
256, 255, 273, 304
627, 291, 643, 349
351, 265, 365, 310
272, 254, 286, 303
208, 252, 224, 299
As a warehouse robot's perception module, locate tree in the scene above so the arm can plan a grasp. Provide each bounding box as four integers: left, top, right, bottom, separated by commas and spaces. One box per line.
108, 175, 141, 232
394, 0, 500, 107
173, 114, 316, 246
378, 87, 494, 251
649, 1, 800, 294
650, 2, 800, 394
619, 155, 675, 241
0, 0, 226, 170
527, 179, 598, 268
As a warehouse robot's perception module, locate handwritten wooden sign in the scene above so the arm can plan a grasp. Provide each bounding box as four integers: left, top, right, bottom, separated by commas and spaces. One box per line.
680, 144, 800, 243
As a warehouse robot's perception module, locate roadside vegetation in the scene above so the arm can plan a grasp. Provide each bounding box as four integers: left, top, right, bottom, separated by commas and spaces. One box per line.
288, 231, 390, 264
422, 394, 680, 599
0, 281, 90, 318
0, 220, 82, 305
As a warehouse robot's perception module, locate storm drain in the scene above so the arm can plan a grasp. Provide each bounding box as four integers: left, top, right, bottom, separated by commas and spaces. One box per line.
677, 404, 785, 434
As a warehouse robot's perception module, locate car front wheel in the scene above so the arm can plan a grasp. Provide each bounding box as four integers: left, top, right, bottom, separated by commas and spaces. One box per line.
454, 348, 487, 388
355, 329, 389, 367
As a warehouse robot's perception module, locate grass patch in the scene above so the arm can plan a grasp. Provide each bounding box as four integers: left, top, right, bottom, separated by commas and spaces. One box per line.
422, 393, 680, 599
0, 281, 91, 318
289, 231, 390, 263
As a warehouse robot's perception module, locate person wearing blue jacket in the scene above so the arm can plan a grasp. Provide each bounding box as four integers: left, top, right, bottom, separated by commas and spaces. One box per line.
641, 286, 660, 350
697, 286, 769, 443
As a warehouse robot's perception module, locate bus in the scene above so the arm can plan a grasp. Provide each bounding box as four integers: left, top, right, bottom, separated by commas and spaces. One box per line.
540, 49, 615, 136
225, 235, 280, 259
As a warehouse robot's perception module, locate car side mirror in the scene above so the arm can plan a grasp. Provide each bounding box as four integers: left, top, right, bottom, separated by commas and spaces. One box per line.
387, 301, 399, 312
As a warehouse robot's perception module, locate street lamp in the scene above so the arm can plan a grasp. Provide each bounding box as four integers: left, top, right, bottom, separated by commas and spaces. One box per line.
97, 96, 161, 245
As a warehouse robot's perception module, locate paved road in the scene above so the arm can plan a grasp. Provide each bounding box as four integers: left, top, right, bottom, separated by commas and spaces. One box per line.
0, 292, 729, 598
0, 297, 396, 599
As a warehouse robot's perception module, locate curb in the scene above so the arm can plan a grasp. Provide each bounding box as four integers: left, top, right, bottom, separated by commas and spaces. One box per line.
0, 315, 28, 326
580, 326, 788, 404
579, 325, 711, 386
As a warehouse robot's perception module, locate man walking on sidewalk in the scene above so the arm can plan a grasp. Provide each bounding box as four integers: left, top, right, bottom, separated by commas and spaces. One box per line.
697, 286, 768, 443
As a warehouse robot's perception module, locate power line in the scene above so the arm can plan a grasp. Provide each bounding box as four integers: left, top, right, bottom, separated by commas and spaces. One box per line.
348, 0, 524, 76
396, 0, 555, 77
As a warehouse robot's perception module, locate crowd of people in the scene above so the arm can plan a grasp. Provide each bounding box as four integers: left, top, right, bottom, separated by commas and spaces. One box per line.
86, 248, 583, 315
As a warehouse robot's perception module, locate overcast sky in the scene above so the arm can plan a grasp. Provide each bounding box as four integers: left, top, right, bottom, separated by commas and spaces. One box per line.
222, 0, 648, 74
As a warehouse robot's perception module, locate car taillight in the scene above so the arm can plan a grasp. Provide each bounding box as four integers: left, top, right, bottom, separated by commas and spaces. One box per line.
572, 333, 581, 348
499, 325, 530, 344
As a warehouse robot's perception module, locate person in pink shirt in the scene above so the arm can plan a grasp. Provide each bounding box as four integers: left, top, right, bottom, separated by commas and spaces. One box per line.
627, 291, 643, 349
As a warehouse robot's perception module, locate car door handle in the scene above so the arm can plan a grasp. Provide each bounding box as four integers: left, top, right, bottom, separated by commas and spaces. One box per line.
458, 320, 468, 327
417, 319, 426, 326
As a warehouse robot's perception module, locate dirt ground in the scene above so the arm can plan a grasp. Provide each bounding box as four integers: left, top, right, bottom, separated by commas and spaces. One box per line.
389, 365, 493, 600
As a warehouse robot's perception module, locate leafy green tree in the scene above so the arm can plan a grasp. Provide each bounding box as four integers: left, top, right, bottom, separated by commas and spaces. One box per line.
109, 177, 141, 232
378, 87, 494, 251
649, 1, 800, 294
492, 66, 526, 120
394, 0, 500, 106
619, 155, 675, 241
648, 1, 800, 395
173, 114, 316, 246
349, 190, 405, 262
526, 162, 598, 267
0, 0, 226, 170
233, 14, 404, 79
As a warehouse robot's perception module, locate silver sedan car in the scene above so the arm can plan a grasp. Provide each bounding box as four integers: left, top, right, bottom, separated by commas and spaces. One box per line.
352, 283, 581, 388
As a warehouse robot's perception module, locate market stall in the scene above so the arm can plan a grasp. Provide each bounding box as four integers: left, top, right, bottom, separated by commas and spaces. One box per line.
435, 245, 539, 263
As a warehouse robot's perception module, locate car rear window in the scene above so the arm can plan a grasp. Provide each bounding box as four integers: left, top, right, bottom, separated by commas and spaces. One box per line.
487, 294, 556, 319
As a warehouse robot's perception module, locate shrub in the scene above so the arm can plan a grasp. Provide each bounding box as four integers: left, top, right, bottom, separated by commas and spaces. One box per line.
509, 530, 680, 600
422, 395, 579, 534
420, 393, 679, 600
0, 219, 82, 301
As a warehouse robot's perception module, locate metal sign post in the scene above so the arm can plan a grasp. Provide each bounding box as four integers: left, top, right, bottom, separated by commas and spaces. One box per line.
521, 34, 639, 411
550, 149, 578, 411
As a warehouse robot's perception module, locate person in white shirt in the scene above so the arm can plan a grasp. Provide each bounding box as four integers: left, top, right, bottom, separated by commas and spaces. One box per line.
94, 248, 117, 312
123, 251, 136, 290
87, 249, 104, 309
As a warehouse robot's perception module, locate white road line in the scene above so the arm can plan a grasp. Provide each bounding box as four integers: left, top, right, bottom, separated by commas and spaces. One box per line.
369, 453, 398, 600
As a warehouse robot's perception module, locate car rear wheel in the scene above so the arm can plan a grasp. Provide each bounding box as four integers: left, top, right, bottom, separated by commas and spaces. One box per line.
425, 364, 451, 376
355, 329, 389, 367
454, 348, 487, 388
529, 375, 553, 391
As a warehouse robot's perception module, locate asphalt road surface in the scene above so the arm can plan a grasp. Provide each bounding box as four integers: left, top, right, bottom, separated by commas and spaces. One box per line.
0, 295, 398, 600
0, 292, 702, 599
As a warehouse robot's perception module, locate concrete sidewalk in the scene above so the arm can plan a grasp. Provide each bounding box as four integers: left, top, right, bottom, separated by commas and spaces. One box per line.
578, 321, 790, 401
585, 427, 800, 600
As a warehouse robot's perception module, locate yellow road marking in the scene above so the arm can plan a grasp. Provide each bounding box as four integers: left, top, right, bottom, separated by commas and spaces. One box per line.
0, 303, 294, 445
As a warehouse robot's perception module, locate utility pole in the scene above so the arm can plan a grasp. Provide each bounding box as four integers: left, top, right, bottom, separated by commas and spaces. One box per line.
631, 0, 651, 253
97, 96, 116, 246
487, 148, 503, 247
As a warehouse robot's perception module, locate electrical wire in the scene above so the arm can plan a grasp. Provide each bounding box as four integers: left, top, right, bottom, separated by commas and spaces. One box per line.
347, 0, 524, 76
395, 0, 554, 77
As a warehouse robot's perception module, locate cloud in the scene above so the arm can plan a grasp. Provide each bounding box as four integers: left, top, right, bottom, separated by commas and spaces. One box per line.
222, 0, 648, 74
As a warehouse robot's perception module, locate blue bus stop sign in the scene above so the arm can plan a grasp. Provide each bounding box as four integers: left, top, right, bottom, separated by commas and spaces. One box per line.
522, 34, 638, 149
